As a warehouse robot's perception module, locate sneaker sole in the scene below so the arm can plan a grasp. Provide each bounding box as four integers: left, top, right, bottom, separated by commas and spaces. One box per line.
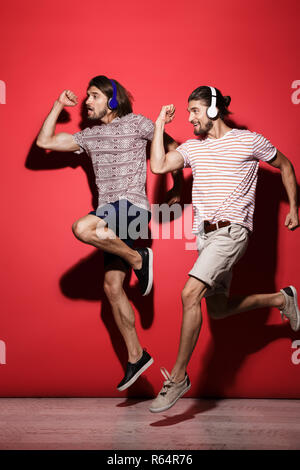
117, 358, 154, 391
290, 285, 300, 332
142, 248, 153, 296
149, 382, 191, 413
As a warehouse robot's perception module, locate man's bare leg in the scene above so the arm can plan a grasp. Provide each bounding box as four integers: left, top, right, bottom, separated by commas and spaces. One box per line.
170, 276, 208, 383
168, 283, 286, 383
206, 291, 285, 320
103, 260, 143, 363
72, 214, 142, 270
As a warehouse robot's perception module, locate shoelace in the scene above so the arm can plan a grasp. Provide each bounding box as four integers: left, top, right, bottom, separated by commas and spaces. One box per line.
159, 367, 175, 396
280, 310, 287, 321
279, 292, 288, 322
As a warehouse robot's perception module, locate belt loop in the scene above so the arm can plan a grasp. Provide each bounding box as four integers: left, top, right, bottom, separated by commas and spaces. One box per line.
216, 221, 219, 230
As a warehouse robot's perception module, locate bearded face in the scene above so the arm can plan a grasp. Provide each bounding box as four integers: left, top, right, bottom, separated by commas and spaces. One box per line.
193, 119, 213, 136
85, 86, 109, 121
188, 99, 215, 137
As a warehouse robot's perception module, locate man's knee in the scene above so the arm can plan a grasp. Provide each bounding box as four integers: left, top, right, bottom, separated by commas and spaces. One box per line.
103, 277, 124, 303
72, 219, 91, 242
181, 280, 206, 308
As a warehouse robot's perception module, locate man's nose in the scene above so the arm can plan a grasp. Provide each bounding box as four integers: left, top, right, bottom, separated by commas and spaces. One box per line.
188, 114, 194, 123
86, 96, 92, 105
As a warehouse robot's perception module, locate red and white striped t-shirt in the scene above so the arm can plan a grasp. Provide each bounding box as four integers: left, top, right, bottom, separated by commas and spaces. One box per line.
176, 129, 277, 233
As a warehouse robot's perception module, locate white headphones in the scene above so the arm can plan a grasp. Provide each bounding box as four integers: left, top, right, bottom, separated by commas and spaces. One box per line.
207, 86, 218, 119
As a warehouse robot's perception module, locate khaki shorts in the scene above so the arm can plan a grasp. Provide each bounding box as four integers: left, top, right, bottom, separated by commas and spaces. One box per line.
189, 224, 249, 297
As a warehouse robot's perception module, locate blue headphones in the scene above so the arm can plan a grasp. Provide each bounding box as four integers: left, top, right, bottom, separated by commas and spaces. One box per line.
107, 79, 118, 110
207, 86, 218, 119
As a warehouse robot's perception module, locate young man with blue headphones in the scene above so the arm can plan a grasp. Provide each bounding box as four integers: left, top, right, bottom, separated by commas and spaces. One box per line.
149, 85, 299, 413
36, 75, 180, 392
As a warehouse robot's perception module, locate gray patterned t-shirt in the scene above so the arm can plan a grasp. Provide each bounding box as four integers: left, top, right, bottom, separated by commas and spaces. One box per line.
73, 113, 154, 212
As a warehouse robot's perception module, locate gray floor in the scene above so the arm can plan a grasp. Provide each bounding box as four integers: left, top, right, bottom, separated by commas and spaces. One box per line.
0, 398, 299, 450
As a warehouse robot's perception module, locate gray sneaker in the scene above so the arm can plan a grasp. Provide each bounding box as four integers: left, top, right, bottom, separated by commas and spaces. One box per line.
280, 286, 300, 332
149, 368, 191, 413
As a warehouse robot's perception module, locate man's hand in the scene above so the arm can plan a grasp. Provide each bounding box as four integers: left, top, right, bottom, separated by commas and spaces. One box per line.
285, 209, 299, 230
58, 90, 78, 107
156, 104, 176, 125
165, 186, 181, 206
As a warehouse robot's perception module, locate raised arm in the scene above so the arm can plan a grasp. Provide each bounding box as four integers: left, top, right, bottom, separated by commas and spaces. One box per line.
36, 90, 80, 152
162, 130, 183, 204
268, 150, 299, 230
150, 105, 184, 174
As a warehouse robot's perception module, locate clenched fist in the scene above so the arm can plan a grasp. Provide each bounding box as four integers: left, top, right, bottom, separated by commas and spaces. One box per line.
285, 210, 299, 231
58, 90, 78, 107
156, 104, 176, 125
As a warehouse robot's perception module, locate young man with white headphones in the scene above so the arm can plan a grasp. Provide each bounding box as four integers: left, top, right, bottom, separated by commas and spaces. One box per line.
149, 85, 299, 413
36, 75, 180, 392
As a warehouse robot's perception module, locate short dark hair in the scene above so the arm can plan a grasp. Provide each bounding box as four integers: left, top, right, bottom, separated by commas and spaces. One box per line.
188, 86, 231, 120
88, 75, 133, 117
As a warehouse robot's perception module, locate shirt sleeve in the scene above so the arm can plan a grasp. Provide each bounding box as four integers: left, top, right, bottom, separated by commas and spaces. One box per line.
138, 115, 155, 141
175, 142, 190, 168
252, 132, 277, 162
73, 130, 87, 154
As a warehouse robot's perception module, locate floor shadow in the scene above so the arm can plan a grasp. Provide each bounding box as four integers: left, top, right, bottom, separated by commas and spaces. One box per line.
116, 378, 156, 405
149, 400, 218, 427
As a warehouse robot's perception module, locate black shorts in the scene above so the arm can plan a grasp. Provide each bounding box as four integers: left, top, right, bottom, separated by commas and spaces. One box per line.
89, 199, 151, 268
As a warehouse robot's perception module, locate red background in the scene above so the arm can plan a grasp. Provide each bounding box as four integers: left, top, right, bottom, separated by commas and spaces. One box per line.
0, 0, 300, 398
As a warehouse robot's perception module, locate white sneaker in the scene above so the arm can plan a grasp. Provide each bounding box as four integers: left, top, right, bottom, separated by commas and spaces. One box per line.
279, 286, 300, 332
149, 368, 191, 413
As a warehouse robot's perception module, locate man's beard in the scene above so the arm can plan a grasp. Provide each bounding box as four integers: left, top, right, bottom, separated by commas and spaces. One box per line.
193, 119, 213, 136
87, 108, 107, 121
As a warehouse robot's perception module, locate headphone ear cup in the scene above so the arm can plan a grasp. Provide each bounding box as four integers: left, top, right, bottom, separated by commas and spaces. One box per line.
207, 86, 218, 119
107, 79, 118, 110
207, 106, 218, 119
108, 97, 117, 110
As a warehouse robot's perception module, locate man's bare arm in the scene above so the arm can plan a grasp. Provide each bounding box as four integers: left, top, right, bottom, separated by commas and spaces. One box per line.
163, 131, 183, 204
150, 105, 184, 174
36, 90, 80, 152
268, 150, 299, 230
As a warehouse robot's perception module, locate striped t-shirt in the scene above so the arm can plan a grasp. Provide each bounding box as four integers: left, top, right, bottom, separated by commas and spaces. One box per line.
176, 128, 277, 233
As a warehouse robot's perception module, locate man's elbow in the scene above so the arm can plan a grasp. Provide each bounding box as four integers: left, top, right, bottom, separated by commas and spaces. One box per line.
281, 159, 294, 174
36, 137, 52, 149
150, 167, 162, 175
150, 163, 164, 175
36, 138, 47, 149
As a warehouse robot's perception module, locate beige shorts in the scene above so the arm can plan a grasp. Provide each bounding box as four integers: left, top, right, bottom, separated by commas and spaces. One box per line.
189, 224, 249, 297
